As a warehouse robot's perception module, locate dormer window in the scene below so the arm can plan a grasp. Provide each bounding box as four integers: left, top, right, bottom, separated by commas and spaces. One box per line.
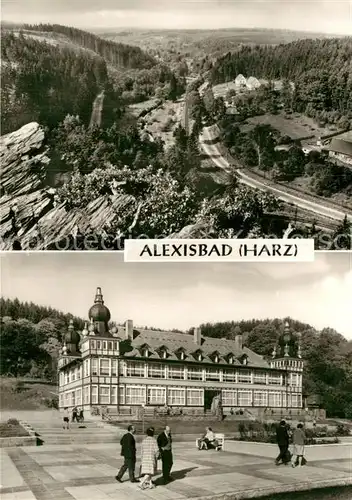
143, 348, 149, 357
180, 352, 185, 361
214, 355, 219, 363
198, 353, 202, 362
229, 355, 233, 364
162, 350, 167, 359
241, 355, 248, 366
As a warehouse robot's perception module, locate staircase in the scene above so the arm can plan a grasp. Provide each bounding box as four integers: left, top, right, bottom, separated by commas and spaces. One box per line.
21, 411, 123, 445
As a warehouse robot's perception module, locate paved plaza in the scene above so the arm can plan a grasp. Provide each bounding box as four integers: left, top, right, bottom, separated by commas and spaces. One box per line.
1, 440, 351, 500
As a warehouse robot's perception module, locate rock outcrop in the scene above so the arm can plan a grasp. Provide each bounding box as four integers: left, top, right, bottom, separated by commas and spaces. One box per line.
0, 123, 134, 250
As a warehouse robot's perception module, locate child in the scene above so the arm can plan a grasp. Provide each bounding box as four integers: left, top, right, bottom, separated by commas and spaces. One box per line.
292, 423, 305, 467
63, 408, 70, 430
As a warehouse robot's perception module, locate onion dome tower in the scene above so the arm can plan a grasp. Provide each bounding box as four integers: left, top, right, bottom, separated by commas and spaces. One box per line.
64, 319, 80, 355
88, 287, 111, 336
270, 320, 303, 371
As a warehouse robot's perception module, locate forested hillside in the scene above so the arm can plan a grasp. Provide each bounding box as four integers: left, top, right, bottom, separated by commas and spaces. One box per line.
0, 297, 85, 380
211, 38, 352, 125
1, 30, 117, 133
22, 24, 156, 69
1, 298, 351, 417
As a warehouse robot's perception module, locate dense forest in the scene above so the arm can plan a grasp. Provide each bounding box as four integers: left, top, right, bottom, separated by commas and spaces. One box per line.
22, 24, 156, 69
1, 298, 351, 417
1, 30, 117, 132
211, 38, 352, 125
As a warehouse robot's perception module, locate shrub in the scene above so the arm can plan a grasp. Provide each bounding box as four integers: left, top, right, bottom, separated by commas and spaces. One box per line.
43, 396, 59, 409
7, 418, 19, 426
336, 423, 350, 436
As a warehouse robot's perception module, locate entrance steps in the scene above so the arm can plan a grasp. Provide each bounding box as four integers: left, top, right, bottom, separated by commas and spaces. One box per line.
20, 412, 123, 445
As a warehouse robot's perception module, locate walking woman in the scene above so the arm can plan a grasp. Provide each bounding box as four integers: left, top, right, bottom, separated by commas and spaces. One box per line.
292, 423, 306, 467
139, 427, 159, 489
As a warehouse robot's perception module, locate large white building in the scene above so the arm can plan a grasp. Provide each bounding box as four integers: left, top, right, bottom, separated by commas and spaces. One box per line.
58, 288, 304, 415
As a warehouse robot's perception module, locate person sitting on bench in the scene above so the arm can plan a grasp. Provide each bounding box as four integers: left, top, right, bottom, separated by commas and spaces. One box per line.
198, 427, 215, 450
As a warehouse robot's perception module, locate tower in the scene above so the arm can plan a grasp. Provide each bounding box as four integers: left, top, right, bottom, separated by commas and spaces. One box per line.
270, 321, 304, 409
88, 287, 111, 337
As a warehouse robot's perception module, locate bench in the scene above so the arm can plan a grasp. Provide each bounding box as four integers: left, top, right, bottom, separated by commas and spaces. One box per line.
196, 433, 225, 451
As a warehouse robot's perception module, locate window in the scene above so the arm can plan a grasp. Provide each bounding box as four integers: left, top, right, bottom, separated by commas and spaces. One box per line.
168, 388, 185, 405
238, 390, 252, 406
92, 386, 98, 404
242, 356, 248, 366
114, 342, 118, 350
103, 341, 107, 349
118, 385, 124, 405
253, 391, 266, 406
268, 374, 281, 385
125, 386, 145, 405
147, 387, 166, 405
253, 372, 266, 385
99, 386, 110, 404
100, 359, 110, 376
143, 348, 149, 357
291, 373, 299, 386
111, 386, 117, 404
160, 349, 167, 359
76, 389, 82, 405
222, 390, 236, 406
187, 367, 202, 380
97, 341, 101, 349
214, 355, 219, 363
91, 359, 98, 376
228, 356, 234, 364
91, 340, 96, 349
187, 389, 203, 406
126, 361, 145, 377
205, 368, 220, 381
180, 352, 185, 360
168, 365, 184, 379
71, 370, 75, 382
291, 394, 301, 408
84, 386, 90, 404
238, 370, 251, 383
65, 372, 69, 384
147, 363, 165, 378
76, 367, 81, 380
268, 392, 281, 407
60, 373, 64, 386
198, 353, 202, 361
108, 342, 113, 350
223, 370, 236, 382
111, 359, 118, 376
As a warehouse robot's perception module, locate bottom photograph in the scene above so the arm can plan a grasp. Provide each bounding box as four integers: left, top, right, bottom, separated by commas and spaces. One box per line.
0, 251, 351, 500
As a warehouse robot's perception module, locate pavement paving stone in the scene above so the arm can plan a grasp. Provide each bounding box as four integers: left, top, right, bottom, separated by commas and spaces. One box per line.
1, 439, 351, 500
0, 448, 28, 489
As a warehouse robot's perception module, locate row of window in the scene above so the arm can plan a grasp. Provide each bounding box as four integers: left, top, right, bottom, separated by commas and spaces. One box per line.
60, 385, 302, 408
84, 339, 243, 364
60, 360, 301, 387
271, 360, 303, 369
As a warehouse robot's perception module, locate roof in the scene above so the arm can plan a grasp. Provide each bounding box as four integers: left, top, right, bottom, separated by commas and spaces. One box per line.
246, 76, 261, 89
235, 74, 247, 85
116, 327, 269, 368
329, 131, 352, 157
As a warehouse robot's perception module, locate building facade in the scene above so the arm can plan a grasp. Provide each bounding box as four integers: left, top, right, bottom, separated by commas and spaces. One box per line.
328, 131, 352, 167
58, 288, 304, 415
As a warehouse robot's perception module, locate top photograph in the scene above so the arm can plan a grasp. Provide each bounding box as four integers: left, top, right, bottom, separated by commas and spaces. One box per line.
1, 0, 351, 251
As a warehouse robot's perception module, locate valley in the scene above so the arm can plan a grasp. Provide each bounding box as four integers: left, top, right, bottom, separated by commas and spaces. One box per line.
0, 23, 351, 249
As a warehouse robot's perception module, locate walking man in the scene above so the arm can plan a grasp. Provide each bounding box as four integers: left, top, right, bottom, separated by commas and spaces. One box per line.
275, 420, 290, 465
157, 425, 173, 483
116, 425, 138, 483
